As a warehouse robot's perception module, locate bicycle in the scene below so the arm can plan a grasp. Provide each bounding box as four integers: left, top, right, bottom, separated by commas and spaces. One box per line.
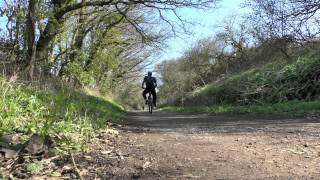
146, 92, 153, 114
142, 92, 153, 114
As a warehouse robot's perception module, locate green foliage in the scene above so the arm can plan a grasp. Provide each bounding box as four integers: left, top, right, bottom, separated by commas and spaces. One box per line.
0, 77, 124, 150
67, 50, 99, 86
90, 45, 121, 88
49, 171, 62, 177
162, 100, 320, 115
113, 82, 145, 110
182, 49, 320, 106
27, 161, 43, 175
64, 27, 124, 89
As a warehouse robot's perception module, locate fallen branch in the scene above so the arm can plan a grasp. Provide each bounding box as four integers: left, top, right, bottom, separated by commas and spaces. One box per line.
68, 150, 83, 180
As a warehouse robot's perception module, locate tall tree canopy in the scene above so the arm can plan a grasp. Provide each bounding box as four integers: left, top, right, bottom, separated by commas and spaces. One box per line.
0, 0, 219, 87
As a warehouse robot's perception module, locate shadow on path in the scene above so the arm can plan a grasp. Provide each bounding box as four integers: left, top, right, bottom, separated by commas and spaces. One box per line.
122, 111, 320, 135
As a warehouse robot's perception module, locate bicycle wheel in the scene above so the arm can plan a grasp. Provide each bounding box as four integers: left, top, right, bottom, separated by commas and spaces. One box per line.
148, 95, 153, 114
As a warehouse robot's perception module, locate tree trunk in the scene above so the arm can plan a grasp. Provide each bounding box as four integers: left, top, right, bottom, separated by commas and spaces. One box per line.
26, 0, 37, 79
14, 1, 21, 63
36, 16, 63, 62
59, 0, 87, 76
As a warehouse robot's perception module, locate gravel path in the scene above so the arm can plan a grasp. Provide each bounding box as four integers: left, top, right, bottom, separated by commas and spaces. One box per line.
119, 111, 320, 179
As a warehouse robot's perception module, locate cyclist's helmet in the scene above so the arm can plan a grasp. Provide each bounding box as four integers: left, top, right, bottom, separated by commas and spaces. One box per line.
147, 71, 152, 76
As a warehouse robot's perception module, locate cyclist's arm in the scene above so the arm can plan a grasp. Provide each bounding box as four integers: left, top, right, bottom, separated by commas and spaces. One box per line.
154, 78, 157, 88
141, 79, 145, 89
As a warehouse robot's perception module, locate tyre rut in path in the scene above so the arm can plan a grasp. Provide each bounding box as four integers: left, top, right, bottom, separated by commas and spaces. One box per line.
120, 111, 320, 179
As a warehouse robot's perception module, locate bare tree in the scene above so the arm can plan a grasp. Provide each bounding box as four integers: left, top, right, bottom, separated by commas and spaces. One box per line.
246, 0, 320, 42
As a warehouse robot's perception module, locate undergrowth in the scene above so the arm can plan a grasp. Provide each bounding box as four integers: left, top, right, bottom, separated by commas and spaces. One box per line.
182, 49, 320, 107
0, 77, 124, 150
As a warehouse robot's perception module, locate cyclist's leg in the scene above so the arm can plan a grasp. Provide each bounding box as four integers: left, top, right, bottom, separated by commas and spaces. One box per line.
142, 89, 148, 100
151, 88, 157, 107
142, 89, 148, 104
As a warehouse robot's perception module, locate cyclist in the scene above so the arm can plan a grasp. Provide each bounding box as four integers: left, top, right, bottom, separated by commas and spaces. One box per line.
142, 71, 157, 108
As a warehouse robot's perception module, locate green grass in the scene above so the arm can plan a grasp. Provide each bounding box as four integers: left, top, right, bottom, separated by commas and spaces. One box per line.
0, 77, 124, 150
161, 100, 320, 115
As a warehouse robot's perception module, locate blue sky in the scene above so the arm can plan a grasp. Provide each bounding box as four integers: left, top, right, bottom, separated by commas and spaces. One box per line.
158, 0, 247, 63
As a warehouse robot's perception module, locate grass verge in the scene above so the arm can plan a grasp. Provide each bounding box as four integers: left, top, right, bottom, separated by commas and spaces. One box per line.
161, 100, 320, 116
0, 77, 124, 150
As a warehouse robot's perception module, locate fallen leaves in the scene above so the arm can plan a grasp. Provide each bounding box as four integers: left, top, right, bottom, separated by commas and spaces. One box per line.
100, 150, 113, 155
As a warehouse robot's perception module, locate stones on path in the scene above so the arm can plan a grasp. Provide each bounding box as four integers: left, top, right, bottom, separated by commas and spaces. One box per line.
0, 148, 19, 158
0, 134, 56, 159
0, 133, 24, 159
24, 134, 55, 155
0, 134, 21, 146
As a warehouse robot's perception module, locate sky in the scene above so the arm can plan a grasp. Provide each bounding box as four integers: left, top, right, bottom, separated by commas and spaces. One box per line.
158, 0, 248, 63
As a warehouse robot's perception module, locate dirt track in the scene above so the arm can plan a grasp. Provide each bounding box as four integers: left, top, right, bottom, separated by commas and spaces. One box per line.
118, 111, 320, 179
3, 111, 319, 179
